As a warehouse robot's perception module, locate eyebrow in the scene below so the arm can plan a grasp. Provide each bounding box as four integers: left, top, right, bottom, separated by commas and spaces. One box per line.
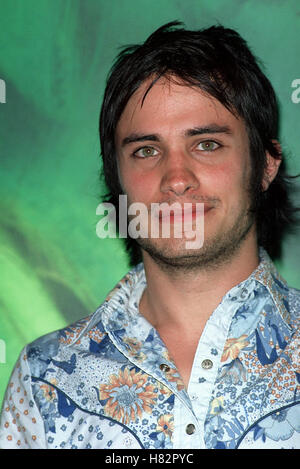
121, 124, 233, 147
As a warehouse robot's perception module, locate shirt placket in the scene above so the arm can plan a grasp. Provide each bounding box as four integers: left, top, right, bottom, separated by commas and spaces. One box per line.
179, 299, 240, 447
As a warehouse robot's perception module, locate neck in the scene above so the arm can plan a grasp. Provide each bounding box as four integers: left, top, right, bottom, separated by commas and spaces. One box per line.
139, 238, 259, 334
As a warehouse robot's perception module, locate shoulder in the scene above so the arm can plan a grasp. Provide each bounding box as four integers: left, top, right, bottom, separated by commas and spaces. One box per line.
24, 262, 145, 379
25, 307, 108, 380
18, 265, 145, 422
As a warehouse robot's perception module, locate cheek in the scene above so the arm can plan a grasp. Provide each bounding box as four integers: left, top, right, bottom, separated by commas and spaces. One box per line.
206, 160, 250, 204
205, 163, 236, 192
119, 167, 158, 203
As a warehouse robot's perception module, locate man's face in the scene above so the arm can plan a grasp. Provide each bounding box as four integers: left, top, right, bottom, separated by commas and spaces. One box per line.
115, 77, 256, 270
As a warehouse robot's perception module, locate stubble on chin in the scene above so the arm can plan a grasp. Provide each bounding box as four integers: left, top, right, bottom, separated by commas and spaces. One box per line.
136, 206, 256, 275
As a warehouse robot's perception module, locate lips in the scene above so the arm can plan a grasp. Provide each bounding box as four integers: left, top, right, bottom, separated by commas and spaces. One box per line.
153, 202, 212, 223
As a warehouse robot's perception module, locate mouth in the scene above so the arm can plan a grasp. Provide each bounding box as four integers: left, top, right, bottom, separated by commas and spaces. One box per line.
155, 202, 213, 224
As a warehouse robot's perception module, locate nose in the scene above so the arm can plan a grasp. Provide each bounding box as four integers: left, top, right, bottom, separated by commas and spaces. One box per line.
160, 151, 200, 197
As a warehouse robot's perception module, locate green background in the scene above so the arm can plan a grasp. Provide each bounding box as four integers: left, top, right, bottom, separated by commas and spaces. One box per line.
0, 0, 300, 407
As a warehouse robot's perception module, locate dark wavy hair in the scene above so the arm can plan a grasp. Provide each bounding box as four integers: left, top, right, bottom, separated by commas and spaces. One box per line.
99, 21, 299, 266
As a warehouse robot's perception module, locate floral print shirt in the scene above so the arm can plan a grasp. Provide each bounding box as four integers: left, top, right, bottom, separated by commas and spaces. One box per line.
0, 248, 299, 449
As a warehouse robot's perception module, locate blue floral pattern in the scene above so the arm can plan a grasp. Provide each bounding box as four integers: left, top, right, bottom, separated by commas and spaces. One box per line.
0, 248, 299, 449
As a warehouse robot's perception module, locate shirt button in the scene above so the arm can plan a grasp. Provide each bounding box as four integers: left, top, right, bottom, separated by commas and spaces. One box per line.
201, 359, 213, 370
185, 423, 196, 435
159, 363, 170, 373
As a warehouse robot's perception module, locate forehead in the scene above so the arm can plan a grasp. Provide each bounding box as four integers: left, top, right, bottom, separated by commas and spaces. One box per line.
116, 76, 245, 140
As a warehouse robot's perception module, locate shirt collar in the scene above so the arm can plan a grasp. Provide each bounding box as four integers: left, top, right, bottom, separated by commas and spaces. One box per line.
100, 247, 291, 334
253, 247, 291, 328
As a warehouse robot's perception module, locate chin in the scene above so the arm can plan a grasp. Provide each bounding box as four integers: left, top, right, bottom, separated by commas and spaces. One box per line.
137, 213, 255, 272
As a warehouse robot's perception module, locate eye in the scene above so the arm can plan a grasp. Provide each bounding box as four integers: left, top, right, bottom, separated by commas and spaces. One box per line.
197, 140, 220, 151
133, 146, 159, 158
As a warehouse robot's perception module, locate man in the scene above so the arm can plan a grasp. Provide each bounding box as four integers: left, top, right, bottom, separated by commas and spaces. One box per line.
0, 22, 299, 449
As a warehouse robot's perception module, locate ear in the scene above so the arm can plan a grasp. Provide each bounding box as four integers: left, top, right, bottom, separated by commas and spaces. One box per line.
261, 140, 282, 191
